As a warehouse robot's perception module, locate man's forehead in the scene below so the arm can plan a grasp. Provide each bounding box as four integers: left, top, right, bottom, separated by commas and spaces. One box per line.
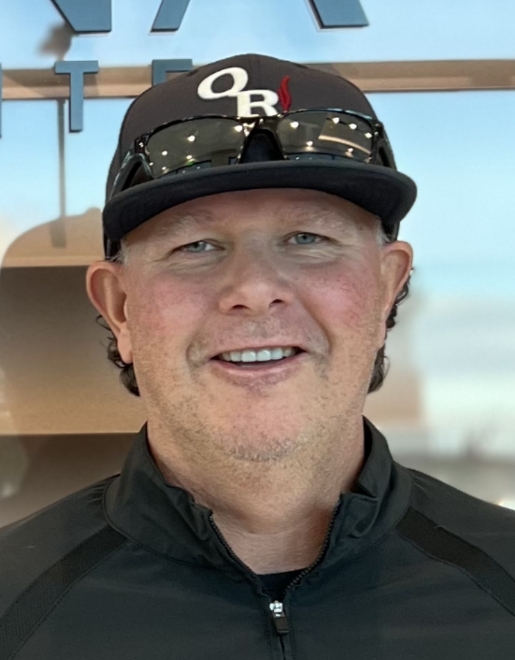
146, 197, 373, 240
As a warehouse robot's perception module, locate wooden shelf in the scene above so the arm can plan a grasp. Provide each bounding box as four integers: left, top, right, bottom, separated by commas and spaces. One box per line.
3, 60, 515, 100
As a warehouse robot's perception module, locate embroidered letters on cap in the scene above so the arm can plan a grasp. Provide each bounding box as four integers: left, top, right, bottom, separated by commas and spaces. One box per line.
197, 66, 279, 116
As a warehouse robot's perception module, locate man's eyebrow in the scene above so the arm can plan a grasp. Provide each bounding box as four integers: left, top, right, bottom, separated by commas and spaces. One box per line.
151, 203, 358, 240
152, 210, 217, 239
283, 203, 361, 232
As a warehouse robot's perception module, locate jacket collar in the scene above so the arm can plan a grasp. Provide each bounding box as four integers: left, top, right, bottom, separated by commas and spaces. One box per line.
104, 416, 412, 575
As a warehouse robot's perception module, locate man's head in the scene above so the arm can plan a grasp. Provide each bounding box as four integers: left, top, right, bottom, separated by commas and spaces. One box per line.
86, 53, 415, 464
87, 186, 412, 462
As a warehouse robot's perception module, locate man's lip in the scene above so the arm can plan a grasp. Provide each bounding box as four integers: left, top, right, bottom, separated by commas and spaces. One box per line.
208, 351, 308, 381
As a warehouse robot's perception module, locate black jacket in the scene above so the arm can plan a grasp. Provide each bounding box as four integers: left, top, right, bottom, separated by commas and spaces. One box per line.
2, 416, 515, 660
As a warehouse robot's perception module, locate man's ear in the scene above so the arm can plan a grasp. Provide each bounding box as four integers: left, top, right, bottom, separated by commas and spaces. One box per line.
85, 261, 133, 364
379, 240, 414, 334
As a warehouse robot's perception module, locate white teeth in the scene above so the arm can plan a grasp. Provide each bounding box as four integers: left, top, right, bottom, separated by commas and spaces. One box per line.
220, 347, 297, 363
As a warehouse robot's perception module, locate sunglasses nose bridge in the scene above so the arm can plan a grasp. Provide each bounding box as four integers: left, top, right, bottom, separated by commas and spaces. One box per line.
243, 116, 276, 137
239, 124, 285, 164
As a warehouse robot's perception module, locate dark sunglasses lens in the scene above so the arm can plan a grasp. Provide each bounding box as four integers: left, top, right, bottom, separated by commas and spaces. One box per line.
146, 118, 246, 176
276, 111, 374, 163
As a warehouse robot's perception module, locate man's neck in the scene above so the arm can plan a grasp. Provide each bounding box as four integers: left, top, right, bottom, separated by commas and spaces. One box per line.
148, 420, 365, 575
209, 502, 342, 575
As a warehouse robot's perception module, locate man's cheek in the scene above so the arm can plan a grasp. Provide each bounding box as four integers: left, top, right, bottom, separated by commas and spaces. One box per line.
324, 272, 378, 331
133, 282, 187, 331
129, 288, 205, 367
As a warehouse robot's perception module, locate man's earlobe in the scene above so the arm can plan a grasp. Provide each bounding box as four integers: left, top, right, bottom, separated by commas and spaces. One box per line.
86, 262, 133, 363
380, 241, 413, 325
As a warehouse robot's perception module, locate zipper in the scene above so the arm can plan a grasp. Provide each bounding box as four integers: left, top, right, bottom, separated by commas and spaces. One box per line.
267, 503, 339, 635
269, 600, 289, 634
209, 503, 340, 639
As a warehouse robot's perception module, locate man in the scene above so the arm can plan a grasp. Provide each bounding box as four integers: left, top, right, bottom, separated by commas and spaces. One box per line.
1, 53, 515, 659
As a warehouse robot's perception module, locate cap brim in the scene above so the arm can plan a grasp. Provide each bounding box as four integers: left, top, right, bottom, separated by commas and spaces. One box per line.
103, 160, 417, 244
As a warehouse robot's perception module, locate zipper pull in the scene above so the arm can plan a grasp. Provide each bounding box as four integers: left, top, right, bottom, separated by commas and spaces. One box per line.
269, 600, 289, 635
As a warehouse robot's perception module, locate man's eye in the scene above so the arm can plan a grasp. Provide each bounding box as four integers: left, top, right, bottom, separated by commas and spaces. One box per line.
290, 232, 327, 245
177, 241, 215, 254
176, 233, 328, 254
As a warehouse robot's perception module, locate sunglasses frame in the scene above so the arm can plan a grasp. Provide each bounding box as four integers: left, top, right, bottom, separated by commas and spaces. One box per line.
110, 108, 396, 199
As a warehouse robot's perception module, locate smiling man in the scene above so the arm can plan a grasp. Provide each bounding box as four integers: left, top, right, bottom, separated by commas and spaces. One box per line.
89, 187, 411, 575
2, 53, 515, 660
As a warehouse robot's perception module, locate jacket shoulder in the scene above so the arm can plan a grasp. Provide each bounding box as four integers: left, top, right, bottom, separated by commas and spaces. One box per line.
0, 475, 120, 618
401, 464, 515, 570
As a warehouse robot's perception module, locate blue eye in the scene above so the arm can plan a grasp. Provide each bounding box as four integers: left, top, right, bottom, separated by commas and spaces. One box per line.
291, 232, 326, 245
179, 241, 214, 253
177, 233, 327, 254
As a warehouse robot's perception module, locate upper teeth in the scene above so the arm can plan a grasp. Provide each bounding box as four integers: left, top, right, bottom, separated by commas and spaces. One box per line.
220, 347, 297, 362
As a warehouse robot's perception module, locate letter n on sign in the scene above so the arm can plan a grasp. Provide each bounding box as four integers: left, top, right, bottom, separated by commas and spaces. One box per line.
51, 0, 112, 33
309, 0, 369, 28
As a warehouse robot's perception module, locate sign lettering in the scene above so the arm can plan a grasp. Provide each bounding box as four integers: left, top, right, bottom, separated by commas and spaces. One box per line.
50, 0, 368, 33
0, 0, 369, 136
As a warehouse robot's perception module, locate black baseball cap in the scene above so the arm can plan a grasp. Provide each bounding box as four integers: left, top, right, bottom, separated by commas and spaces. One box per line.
103, 53, 417, 257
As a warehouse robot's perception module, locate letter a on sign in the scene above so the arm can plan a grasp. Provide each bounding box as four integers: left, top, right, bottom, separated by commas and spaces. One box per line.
51, 0, 112, 33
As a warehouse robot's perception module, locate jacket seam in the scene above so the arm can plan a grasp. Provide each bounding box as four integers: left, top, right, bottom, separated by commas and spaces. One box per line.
395, 523, 515, 620
7, 533, 128, 660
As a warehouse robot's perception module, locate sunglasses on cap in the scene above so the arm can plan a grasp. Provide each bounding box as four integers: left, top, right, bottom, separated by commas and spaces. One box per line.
110, 108, 397, 198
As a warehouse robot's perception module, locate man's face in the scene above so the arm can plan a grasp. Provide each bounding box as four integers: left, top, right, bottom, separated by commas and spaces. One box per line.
89, 188, 412, 464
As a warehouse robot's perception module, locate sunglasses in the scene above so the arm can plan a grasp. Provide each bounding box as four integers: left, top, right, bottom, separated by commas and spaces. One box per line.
110, 108, 397, 199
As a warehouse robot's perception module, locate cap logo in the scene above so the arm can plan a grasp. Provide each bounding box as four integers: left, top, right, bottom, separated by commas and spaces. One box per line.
197, 66, 280, 116
278, 76, 292, 112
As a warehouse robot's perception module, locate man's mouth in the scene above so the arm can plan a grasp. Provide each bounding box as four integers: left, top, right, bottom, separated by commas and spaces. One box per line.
211, 347, 304, 367
208, 349, 308, 381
